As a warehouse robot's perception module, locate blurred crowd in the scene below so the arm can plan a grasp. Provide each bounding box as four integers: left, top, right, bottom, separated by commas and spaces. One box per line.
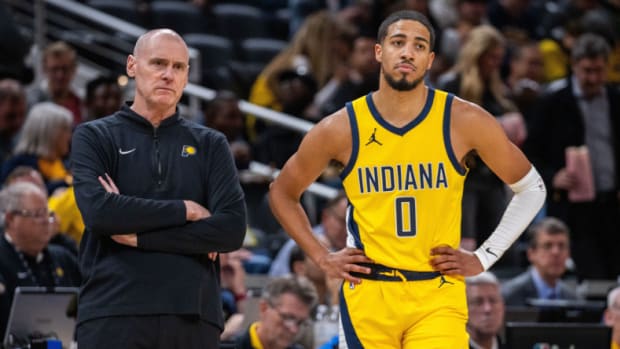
1, 0, 620, 348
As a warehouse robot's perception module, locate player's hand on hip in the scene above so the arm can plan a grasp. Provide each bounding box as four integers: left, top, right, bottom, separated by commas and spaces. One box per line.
429, 245, 484, 277
317, 248, 373, 285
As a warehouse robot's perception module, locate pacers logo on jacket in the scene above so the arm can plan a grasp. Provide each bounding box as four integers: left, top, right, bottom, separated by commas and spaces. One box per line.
181, 145, 197, 157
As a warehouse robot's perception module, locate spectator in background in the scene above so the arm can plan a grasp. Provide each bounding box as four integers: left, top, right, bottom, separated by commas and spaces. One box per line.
0, 79, 26, 167
440, 0, 489, 67
84, 75, 123, 121
3, 166, 79, 255
466, 272, 506, 349
247, 10, 356, 141
234, 276, 317, 349
269, 192, 347, 277
437, 25, 527, 250
505, 40, 545, 123
219, 249, 250, 342
27, 41, 83, 125
524, 33, 620, 281
2, 166, 46, 191
204, 90, 274, 265
204, 90, 252, 171
501, 217, 579, 306
289, 245, 341, 307
0, 182, 81, 338
604, 286, 620, 349
253, 69, 317, 169
319, 32, 380, 117
0, 102, 73, 194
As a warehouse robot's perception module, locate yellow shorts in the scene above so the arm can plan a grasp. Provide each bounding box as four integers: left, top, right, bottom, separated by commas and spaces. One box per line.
339, 275, 469, 348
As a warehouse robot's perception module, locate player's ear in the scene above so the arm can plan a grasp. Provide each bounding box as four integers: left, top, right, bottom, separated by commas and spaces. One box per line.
375, 43, 382, 63
426, 51, 435, 71
126, 55, 136, 78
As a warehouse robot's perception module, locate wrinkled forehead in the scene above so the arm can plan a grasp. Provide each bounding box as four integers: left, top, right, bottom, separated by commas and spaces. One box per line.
134, 31, 189, 60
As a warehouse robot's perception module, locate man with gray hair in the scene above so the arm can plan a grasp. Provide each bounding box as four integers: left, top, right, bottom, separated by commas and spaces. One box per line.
27, 41, 83, 124
501, 217, 579, 305
0, 182, 80, 338
466, 272, 506, 349
604, 286, 620, 349
72, 28, 246, 348
234, 276, 318, 349
525, 32, 620, 281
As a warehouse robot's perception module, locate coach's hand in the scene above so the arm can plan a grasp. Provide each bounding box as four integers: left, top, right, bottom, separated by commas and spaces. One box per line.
111, 233, 137, 247
429, 245, 484, 277
317, 248, 373, 285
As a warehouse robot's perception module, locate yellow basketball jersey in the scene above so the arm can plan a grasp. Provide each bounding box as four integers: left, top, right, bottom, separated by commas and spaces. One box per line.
340, 88, 467, 270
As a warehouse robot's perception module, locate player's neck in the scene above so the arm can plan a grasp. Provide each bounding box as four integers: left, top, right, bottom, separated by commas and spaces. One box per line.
373, 85, 428, 125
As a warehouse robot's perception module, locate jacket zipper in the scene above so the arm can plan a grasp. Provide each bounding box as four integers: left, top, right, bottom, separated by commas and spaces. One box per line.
153, 128, 163, 186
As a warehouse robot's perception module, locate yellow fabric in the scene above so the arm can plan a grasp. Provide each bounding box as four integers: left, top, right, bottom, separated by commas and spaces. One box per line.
539, 39, 569, 83
247, 74, 282, 142
248, 322, 264, 349
48, 186, 84, 243
341, 276, 468, 348
612, 339, 620, 349
341, 89, 466, 270
538, 40, 620, 83
37, 158, 71, 183
607, 45, 620, 84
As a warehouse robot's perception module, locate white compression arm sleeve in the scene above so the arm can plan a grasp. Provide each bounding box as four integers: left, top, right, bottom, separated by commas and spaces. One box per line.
474, 166, 546, 270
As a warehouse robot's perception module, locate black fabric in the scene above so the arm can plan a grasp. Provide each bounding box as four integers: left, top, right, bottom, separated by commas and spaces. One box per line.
0, 236, 81, 337
351, 263, 442, 282
71, 105, 247, 329
76, 314, 221, 349
523, 78, 620, 280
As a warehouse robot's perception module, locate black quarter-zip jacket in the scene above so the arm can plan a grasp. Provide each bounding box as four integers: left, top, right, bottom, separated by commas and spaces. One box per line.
71, 105, 246, 329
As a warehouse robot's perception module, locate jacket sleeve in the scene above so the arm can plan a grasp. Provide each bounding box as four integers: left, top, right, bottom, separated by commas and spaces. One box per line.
523, 93, 557, 188
71, 123, 187, 237
136, 134, 247, 254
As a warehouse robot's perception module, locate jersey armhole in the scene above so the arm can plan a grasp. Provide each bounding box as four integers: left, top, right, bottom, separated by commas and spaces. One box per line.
442, 93, 467, 175
339, 102, 360, 180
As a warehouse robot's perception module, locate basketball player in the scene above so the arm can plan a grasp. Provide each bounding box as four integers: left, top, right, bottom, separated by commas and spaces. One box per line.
268, 10, 546, 348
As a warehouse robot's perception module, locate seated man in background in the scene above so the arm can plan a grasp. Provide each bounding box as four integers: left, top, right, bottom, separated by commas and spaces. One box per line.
466, 272, 506, 349
3, 166, 78, 255
269, 192, 347, 277
501, 217, 579, 305
604, 286, 620, 349
0, 182, 81, 337
234, 276, 317, 349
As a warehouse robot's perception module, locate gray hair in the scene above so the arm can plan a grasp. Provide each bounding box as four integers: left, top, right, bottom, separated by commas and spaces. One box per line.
571, 33, 610, 62
466, 271, 500, 287
527, 216, 569, 248
261, 276, 318, 309
0, 182, 47, 226
13, 102, 72, 157
607, 286, 620, 308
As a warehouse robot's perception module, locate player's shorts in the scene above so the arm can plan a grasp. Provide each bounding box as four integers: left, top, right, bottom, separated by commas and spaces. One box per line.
339, 264, 469, 349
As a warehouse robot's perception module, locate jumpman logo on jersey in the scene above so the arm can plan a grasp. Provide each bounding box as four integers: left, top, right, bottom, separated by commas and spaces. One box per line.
365, 128, 383, 146
438, 275, 454, 288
